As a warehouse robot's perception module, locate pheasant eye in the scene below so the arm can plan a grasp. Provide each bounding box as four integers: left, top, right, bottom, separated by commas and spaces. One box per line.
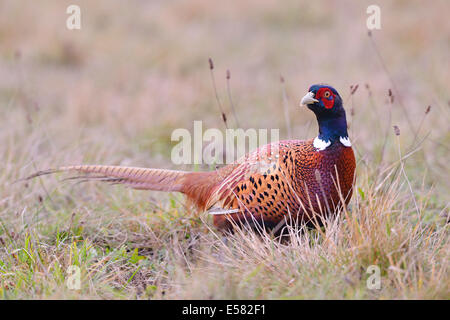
324, 91, 331, 98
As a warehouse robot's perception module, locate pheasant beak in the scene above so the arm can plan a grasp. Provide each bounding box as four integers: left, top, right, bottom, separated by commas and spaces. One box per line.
300, 91, 319, 106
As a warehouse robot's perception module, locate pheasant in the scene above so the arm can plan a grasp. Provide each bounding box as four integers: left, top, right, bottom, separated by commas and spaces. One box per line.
28, 84, 355, 231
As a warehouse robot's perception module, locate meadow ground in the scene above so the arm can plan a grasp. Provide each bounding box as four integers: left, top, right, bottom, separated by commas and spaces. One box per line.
0, 0, 449, 299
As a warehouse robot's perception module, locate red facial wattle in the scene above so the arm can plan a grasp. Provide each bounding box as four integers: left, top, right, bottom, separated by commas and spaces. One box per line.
322, 96, 334, 109
316, 88, 335, 109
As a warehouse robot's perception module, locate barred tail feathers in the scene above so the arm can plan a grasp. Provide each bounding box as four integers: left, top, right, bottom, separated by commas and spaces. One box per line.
27, 165, 220, 210
29, 165, 186, 192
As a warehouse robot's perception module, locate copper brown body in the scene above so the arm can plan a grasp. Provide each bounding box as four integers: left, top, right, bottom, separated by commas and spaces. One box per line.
35, 138, 355, 230
27, 84, 356, 231
196, 138, 356, 229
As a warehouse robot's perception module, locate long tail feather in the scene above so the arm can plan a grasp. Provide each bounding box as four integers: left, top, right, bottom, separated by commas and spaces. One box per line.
26, 164, 224, 211
26, 165, 188, 192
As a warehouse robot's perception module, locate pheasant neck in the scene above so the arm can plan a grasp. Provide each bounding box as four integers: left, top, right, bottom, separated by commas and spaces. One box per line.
316, 113, 349, 143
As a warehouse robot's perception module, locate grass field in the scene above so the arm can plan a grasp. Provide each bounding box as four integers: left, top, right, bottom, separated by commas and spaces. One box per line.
0, 0, 449, 299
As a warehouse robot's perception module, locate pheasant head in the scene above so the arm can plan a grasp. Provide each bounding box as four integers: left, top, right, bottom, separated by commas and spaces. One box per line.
300, 84, 350, 150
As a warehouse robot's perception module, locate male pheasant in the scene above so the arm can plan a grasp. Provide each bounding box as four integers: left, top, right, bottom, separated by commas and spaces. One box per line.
28, 84, 355, 231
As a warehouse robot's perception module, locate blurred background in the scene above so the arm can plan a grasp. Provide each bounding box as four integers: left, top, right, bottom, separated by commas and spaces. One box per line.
0, 0, 448, 202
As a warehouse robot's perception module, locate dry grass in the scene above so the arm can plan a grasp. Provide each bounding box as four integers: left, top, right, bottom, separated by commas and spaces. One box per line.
0, 0, 449, 299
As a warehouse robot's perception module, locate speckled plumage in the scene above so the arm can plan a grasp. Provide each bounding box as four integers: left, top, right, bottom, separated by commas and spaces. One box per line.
204, 138, 355, 229
28, 84, 356, 231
